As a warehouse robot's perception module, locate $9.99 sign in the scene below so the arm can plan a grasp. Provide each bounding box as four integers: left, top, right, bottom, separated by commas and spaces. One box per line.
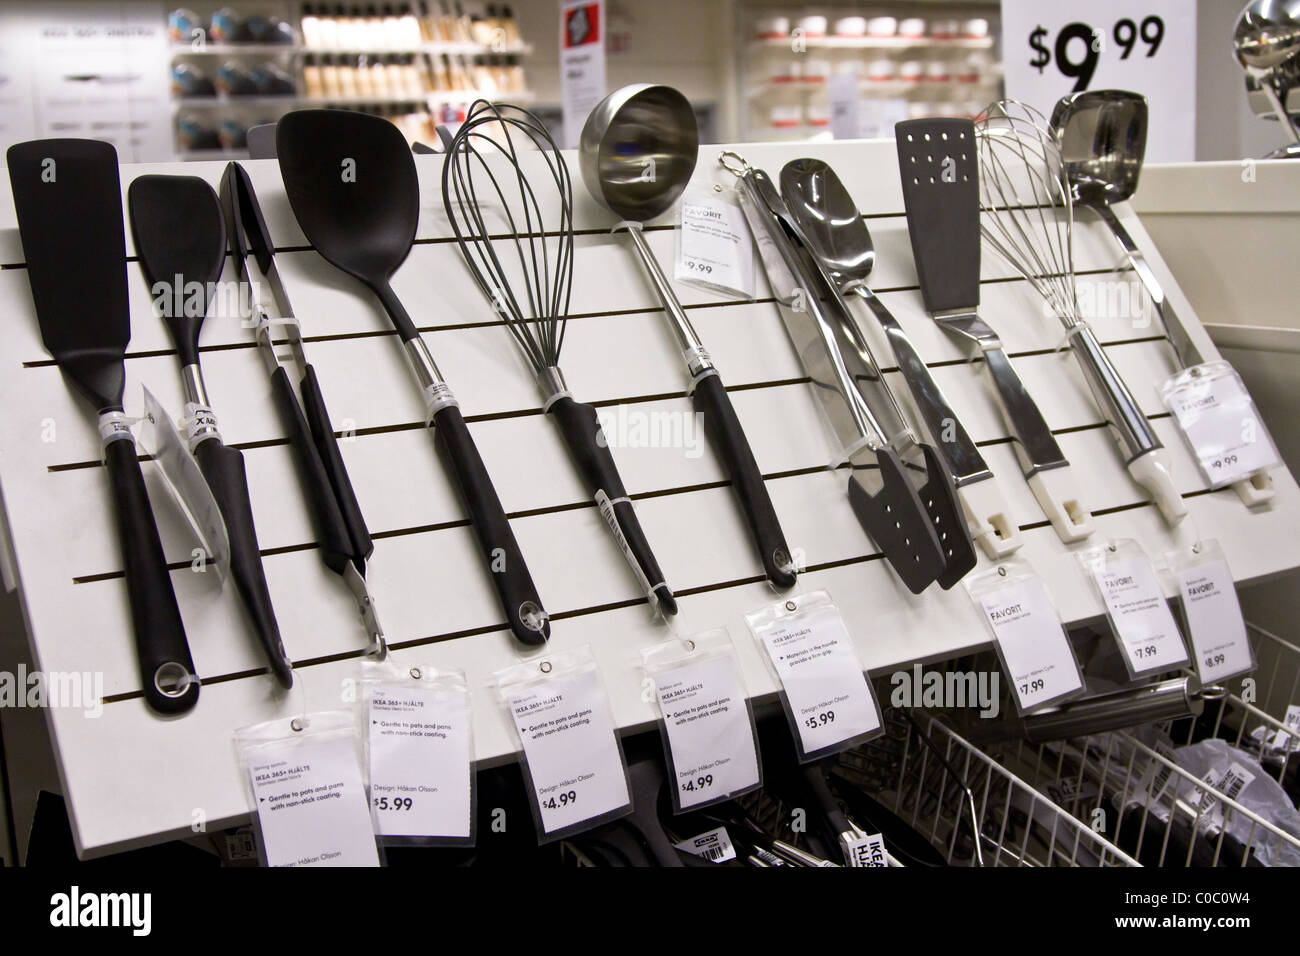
1001, 0, 1196, 162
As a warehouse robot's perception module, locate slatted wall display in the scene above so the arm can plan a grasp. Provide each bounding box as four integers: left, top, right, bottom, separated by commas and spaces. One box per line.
0, 140, 1297, 856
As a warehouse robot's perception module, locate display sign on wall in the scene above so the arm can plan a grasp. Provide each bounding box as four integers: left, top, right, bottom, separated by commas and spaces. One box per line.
1001, 0, 1196, 162
560, 0, 606, 148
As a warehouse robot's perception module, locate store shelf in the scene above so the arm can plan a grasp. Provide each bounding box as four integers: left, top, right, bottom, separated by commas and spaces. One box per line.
174, 95, 300, 109
172, 42, 533, 57
170, 43, 297, 56
750, 35, 995, 50
752, 78, 998, 96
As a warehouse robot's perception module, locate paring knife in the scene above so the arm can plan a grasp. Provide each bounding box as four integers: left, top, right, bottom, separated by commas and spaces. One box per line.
894, 118, 1097, 545
724, 152, 965, 593
7, 139, 200, 714
127, 174, 295, 689
219, 161, 386, 658
778, 157, 1021, 562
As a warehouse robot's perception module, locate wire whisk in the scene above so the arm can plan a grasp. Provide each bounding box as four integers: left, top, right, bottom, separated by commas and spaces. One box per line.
974, 100, 1083, 333
442, 99, 575, 386
440, 99, 679, 616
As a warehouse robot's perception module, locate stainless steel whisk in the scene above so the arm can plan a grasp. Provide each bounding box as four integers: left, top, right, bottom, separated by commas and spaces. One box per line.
974, 100, 1186, 525
442, 100, 678, 615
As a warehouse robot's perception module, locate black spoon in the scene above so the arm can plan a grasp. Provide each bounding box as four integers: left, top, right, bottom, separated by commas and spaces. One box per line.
7, 139, 200, 714
276, 109, 549, 647
127, 174, 294, 689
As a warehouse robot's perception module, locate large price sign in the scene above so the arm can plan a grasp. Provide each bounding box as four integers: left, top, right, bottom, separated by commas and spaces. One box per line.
1001, 0, 1197, 162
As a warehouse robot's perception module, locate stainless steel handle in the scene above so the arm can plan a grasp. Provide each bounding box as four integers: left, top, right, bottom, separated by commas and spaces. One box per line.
624, 225, 715, 376
1023, 676, 1207, 743
854, 287, 992, 486
1095, 205, 1203, 369
1067, 324, 1161, 462
980, 344, 1069, 475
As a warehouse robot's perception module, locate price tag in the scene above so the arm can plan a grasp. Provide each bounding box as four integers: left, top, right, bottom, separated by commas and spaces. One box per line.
1090, 553, 1189, 676
1164, 364, 1278, 488
975, 574, 1084, 713
1195, 762, 1255, 832
366, 682, 472, 841
844, 832, 888, 868
673, 826, 736, 863
1175, 558, 1254, 684
1001, 0, 1196, 161
653, 653, 760, 810
674, 191, 755, 299
1274, 705, 1300, 752
245, 731, 379, 867
749, 594, 882, 760
506, 666, 631, 838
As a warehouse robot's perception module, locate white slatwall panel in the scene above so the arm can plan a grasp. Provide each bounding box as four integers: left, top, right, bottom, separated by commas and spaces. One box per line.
0, 139, 1297, 856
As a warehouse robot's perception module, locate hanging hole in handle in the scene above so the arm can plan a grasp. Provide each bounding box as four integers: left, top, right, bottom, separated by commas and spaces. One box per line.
154, 662, 193, 698
539, 660, 552, 674
785, 600, 797, 612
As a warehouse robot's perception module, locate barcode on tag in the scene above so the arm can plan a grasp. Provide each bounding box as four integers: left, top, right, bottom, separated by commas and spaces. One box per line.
1195, 762, 1255, 824
222, 828, 258, 861
673, 825, 736, 863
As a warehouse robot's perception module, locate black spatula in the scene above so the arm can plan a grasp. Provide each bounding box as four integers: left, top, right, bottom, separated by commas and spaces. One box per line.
7, 139, 200, 714
127, 174, 294, 688
277, 109, 549, 647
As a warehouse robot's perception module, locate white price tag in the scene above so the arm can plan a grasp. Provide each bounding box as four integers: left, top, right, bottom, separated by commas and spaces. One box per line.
673, 826, 736, 863
1195, 762, 1255, 832
1270, 705, 1300, 753
1165, 368, 1278, 487
844, 832, 888, 868
675, 191, 755, 298
559, 0, 605, 148
654, 654, 760, 810
1092, 556, 1189, 675
366, 682, 472, 840
1001, 0, 1196, 161
828, 73, 859, 139
1176, 559, 1253, 683
978, 577, 1084, 712
507, 667, 630, 836
756, 602, 882, 757
246, 733, 379, 867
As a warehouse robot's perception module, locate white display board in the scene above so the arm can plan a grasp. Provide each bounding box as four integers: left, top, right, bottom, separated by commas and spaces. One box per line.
0, 139, 1297, 856
1001, 0, 1197, 162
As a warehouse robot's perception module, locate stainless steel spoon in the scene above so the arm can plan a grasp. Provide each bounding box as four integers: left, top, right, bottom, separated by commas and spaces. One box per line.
1234, 0, 1300, 145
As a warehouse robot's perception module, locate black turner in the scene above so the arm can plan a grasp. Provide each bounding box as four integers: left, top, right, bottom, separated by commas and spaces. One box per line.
127, 174, 294, 689
7, 139, 200, 714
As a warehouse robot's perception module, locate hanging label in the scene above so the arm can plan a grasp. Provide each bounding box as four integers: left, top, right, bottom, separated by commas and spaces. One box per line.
506, 666, 630, 837
1176, 558, 1253, 683
974, 574, 1084, 713
748, 593, 883, 760
1091, 554, 1189, 676
559, 0, 606, 148
595, 490, 652, 595
1274, 705, 1300, 752
675, 191, 755, 299
1195, 761, 1255, 832
844, 832, 888, 868
246, 732, 379, 867
828, 73, 859, 139
366, 682, 473, 841
653, 653, 761, 810
674, 825, 736, 863
1163, 363, 1278, 488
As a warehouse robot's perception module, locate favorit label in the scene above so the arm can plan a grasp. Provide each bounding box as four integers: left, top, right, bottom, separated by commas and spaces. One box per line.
50, 887, 151, 936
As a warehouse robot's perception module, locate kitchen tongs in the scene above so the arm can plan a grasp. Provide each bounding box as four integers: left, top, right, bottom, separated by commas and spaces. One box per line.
220, 162, 386, 658
895, 118, 1095, 544
721, 152, 967, 593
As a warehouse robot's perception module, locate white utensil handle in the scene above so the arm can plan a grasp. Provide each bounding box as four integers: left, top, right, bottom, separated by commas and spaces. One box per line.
1026, 466, 1095, 544
957, 478, 1022, 558
1232, 471, 1274, 507
1129, 447, 1187, 524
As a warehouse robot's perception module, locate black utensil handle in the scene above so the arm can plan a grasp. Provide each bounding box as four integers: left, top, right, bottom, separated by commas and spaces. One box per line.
269, 366, 354, 574
102, 439, 200, 714
193, 438, 293, 688
547, 397, 676, 615
431, 405, 550, 646
300, 364, 373, 567
690, 372, 796, 589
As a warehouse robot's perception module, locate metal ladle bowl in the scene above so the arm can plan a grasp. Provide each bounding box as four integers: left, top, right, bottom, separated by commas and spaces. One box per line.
1050, 90, 1148, 208
1234, 0, 1300, 145
578, 83, 699, 222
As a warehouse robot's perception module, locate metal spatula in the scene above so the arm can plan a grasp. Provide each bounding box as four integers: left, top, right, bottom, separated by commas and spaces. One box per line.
127, 174, 294, 688
895, 118, 1095, 545
7, 138, 200, 714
